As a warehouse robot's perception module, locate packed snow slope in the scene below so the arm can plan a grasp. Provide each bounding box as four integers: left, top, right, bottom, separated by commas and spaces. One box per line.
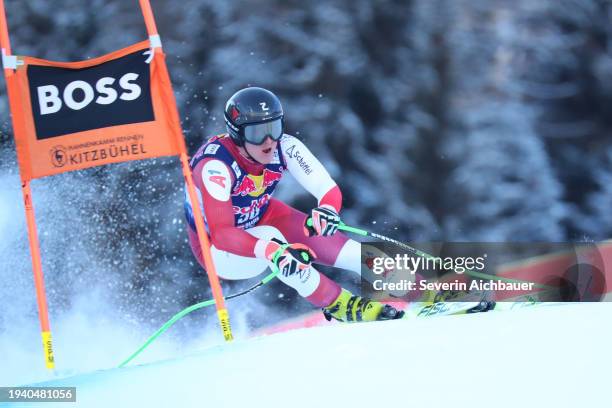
9, 303, 609, 408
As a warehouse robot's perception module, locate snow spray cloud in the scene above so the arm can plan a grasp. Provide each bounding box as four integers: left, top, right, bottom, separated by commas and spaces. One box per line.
0, 146, 260, 386
0, 147, 157, 385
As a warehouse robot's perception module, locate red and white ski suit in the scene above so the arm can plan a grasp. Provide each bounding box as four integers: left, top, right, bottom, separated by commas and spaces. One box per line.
185, 134, 362, 306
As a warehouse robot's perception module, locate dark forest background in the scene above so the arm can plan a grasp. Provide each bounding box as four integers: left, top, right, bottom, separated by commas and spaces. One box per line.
1, 0, 611, 331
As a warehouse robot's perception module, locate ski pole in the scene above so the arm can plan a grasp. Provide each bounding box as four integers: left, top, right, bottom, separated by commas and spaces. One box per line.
306, 219, 552, 289
118, 272, 275, 368
118, 245, 291, 368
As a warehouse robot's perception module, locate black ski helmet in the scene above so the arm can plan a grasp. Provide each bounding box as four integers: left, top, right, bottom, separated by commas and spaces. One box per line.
224, 87, 284, 146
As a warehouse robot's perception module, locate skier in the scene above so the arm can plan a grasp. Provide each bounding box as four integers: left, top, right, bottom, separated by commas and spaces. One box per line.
184, 86, 404, 322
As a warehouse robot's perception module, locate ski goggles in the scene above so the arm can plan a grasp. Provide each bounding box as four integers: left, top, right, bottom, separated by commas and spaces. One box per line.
243, 118, 283, 145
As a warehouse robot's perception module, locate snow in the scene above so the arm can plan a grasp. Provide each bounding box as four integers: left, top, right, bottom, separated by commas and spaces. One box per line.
6, 303, 610, 408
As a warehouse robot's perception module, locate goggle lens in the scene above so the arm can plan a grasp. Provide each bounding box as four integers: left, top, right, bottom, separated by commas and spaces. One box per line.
243, 119, 283, 145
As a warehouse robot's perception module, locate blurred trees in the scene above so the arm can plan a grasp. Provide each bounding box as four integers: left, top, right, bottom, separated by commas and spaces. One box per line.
511, 0, 612, 240
1, 0, 611, 327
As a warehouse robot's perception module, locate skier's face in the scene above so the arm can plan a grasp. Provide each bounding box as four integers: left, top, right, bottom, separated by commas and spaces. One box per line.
243, 137, 278, 164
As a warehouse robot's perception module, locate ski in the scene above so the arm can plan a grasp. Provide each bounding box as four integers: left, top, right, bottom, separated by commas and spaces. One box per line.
402, 295, 543, 320
407, 301, 484, 318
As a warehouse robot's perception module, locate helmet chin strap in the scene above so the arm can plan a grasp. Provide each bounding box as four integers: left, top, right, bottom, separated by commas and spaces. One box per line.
242, 142, 263, 165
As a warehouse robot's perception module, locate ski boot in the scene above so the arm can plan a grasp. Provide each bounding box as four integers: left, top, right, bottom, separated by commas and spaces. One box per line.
322, 288, 405, 322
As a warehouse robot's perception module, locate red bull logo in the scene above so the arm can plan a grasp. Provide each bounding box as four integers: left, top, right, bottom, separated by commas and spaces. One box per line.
262, 168, 282, 186
233, 193, 271, 215
233, 175, 258, 196
232, 169, 282, 197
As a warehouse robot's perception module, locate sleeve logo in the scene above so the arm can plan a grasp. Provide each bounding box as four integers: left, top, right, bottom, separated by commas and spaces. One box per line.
202, 160, 231, 201
204, 144, 220, 155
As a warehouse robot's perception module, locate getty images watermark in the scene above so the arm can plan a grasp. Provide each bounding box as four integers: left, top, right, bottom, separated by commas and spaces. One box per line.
361, 242, 609, 302
369, 253, 534, 293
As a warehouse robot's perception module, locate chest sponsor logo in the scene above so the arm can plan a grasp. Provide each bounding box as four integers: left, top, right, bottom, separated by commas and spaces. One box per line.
231, 161, 242, 178
233, 193, 271, 226
271, 149, 280, 164
232, 168, 282, 197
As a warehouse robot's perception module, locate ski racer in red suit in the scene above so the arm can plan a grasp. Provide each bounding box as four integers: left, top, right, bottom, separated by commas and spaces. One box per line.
185, 87, 404, 322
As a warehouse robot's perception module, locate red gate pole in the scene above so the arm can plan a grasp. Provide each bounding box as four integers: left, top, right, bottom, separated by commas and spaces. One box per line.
0, 0, 55, 369
138, 0, 233, 341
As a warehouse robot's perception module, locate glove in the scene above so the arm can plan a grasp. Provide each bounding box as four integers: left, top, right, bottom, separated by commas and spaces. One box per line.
265, 238, 316, 277
304, 205, 341, 237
